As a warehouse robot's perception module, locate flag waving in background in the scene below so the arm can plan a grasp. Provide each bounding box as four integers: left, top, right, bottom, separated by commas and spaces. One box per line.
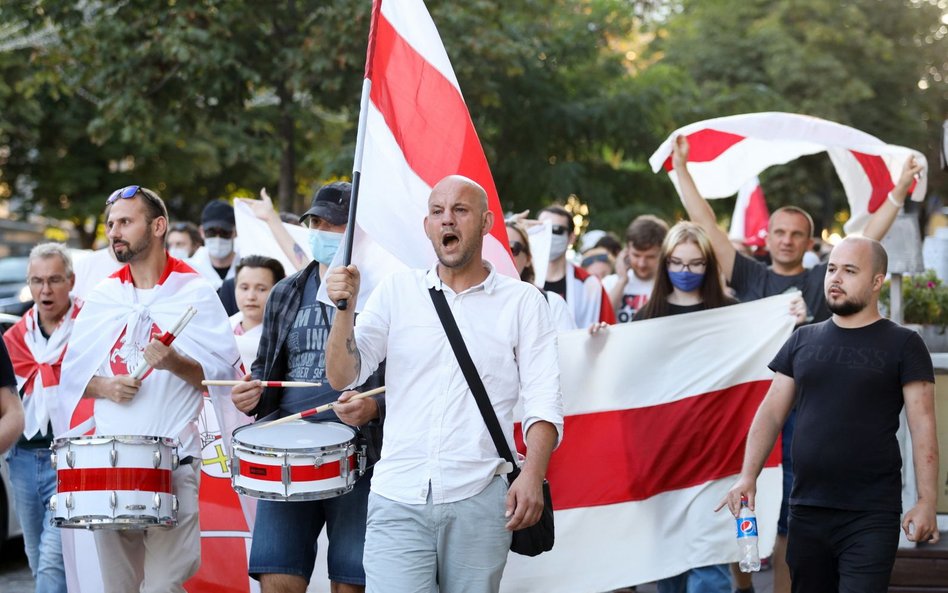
729, 177, 769, 248
647, 112, 927, 234
501, 294, 797, 592
322, 0, 517, 310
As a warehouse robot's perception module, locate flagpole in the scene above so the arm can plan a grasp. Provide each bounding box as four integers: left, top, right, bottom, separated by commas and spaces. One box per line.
337, 0, 382, 312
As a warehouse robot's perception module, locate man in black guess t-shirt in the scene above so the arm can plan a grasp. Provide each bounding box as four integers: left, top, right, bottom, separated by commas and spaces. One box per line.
719, 237, 938, 593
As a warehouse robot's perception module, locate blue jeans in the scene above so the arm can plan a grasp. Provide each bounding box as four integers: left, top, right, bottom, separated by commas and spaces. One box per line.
656, 564, 731, 593
364, 476, 511, 593
249, 469, 371, 585
6, 445, 67, 593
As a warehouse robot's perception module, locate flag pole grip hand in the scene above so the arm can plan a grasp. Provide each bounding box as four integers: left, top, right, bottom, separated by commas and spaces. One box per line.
326, 265, 361, 315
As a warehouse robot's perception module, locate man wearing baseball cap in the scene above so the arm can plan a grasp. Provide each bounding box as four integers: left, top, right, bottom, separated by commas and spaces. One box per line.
230, 181, 384, 593
188, 199, 239, 289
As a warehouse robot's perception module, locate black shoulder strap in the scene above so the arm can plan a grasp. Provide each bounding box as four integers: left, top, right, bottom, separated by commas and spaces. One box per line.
428, 287, 520, 479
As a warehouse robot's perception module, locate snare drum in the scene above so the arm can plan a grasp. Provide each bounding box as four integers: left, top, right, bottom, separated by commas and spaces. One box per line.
231, 420, 364, 501
49, 435, 178, 530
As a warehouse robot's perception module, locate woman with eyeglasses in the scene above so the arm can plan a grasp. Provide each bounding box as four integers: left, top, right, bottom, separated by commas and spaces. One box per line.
633, 221, 738, 593
506, 220, 576, 331
633, 221, 736, 321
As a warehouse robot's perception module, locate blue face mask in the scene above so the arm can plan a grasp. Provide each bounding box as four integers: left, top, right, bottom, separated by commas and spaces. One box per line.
309, 230, 344, 265
668, 270, 705, 292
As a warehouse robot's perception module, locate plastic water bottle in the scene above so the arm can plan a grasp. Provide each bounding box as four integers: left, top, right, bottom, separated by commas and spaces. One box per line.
736, 496, 761, 572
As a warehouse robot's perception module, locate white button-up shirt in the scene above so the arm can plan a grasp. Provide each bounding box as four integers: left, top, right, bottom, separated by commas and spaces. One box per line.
348, 263, 564, 505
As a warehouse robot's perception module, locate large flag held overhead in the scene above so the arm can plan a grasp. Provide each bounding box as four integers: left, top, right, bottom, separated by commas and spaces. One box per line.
648, 112, 927, 234
323, 0, 517, 310
501, 294, 796, 592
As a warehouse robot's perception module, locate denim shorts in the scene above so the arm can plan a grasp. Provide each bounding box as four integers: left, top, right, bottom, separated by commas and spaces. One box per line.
248, 469, 371, 585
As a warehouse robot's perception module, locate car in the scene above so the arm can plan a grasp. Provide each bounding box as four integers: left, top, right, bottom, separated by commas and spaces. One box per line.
0, 256, 31, 315
0, 312, 22, 554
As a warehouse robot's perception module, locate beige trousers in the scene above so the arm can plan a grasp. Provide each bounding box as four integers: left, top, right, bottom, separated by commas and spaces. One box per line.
94, 463, 201, 593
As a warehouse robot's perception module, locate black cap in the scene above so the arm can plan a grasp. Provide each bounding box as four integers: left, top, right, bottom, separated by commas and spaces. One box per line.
201, 200, 235, 231
300, 182, 351, 226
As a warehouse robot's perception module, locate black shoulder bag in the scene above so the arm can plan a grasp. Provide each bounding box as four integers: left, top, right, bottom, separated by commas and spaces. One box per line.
428, 287, 554, 557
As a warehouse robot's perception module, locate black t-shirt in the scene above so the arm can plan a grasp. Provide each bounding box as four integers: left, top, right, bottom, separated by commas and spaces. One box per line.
631, 302, 706, 321
0, 338, 15, 390
769, 318, 934, 512
731, 254, 829, 323
544, 276, 567, 300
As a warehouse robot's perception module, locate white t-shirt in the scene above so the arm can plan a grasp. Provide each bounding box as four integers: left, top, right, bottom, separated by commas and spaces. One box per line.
603, 271, 655, 323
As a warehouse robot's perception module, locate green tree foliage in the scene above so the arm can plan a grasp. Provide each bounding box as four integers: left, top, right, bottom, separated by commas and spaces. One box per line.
0, 0, 944, 245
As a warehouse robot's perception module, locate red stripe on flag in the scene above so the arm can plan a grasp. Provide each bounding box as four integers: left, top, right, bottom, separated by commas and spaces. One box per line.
57, 467, 173, 493
744, 184, 770, 247
516, 381, 780, 510
850, 151, 895, 214
238, 457, 353, 482
663, 129, 747, 171
368, 13, 512, 258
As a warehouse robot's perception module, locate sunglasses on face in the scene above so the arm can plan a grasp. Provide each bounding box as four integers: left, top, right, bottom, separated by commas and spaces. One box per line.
510, 241, 525, 257
551, 224, 568, 236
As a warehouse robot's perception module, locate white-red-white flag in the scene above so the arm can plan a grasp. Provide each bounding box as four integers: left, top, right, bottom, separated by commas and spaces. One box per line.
729, 177, 769, 248
648, 112, 926, 234
325, 0, 517, 309
502, 294, 796, 592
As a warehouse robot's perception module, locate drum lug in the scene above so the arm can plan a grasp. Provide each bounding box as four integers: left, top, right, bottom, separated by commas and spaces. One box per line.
171, 452, 179, 470
358, 445, 367, 476
313, 456, 324, 469
153, 448, 162, 469
110, 448, 118, 467
172, 495, 179, 514
66, 492, 75, 511
153, 493, 162, 511
50, 452, 57, 470
49, 494, 57, 512
110, 491, 117, 510
340, 454, 349, 478
66, 450, 75, 468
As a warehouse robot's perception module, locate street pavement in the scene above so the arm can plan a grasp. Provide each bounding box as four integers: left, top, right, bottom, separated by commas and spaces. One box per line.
0, 537, 33, 593
0, 534, 776, 593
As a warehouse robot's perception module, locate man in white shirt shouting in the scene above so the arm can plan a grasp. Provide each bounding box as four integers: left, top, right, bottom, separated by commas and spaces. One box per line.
325, 175, 564, 593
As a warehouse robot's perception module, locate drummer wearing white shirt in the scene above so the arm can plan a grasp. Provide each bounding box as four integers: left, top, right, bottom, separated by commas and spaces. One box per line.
63, 186, 241, 593
325, 175, 564, 593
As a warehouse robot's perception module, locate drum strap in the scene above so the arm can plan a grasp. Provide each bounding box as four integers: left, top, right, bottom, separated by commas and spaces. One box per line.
428, 288, 520, 482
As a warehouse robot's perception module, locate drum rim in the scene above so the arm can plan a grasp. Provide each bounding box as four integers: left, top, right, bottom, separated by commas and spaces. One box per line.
52, 435, 178, 447
232, 421, 356, 454
52, 515, 177, 529
232, 483, 355, 502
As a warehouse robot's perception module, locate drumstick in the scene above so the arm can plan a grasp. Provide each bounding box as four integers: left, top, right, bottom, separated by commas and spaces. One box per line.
201, 380, 324, 388
130, 307, 198, 380
263, 386, 386, 429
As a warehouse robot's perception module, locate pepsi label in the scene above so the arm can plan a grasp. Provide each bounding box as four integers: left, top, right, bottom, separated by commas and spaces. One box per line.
736, 516, 758, 538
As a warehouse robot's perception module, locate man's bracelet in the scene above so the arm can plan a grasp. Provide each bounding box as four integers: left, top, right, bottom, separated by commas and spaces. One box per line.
887, 192, 904, 208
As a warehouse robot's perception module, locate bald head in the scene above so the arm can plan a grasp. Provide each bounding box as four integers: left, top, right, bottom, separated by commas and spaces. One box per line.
835, 236, 888, 276
429, 175, 488, 213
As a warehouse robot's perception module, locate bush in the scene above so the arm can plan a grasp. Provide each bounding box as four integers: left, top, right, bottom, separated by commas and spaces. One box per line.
880, 270, 948, 328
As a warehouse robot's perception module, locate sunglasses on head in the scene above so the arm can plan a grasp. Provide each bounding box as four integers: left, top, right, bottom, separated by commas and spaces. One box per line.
510, 241, 525, 257
551, 224, 568, 236
106, 185, 145, 205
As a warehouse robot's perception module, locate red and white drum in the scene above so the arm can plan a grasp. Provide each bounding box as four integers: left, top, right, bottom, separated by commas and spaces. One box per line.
50, 435, 178, 530
231, 420, 364, 501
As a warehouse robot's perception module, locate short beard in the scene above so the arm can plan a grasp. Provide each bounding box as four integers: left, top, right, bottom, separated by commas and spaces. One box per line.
113, 235, 152, 263
827, 296, 866, 317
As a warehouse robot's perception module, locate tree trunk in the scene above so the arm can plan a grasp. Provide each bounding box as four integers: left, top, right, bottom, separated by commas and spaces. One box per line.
73, 216, 97, 249
277, 81, 296, 215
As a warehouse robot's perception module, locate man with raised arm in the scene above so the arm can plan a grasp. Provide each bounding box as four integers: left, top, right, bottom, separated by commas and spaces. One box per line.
675, 135, 921, 592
